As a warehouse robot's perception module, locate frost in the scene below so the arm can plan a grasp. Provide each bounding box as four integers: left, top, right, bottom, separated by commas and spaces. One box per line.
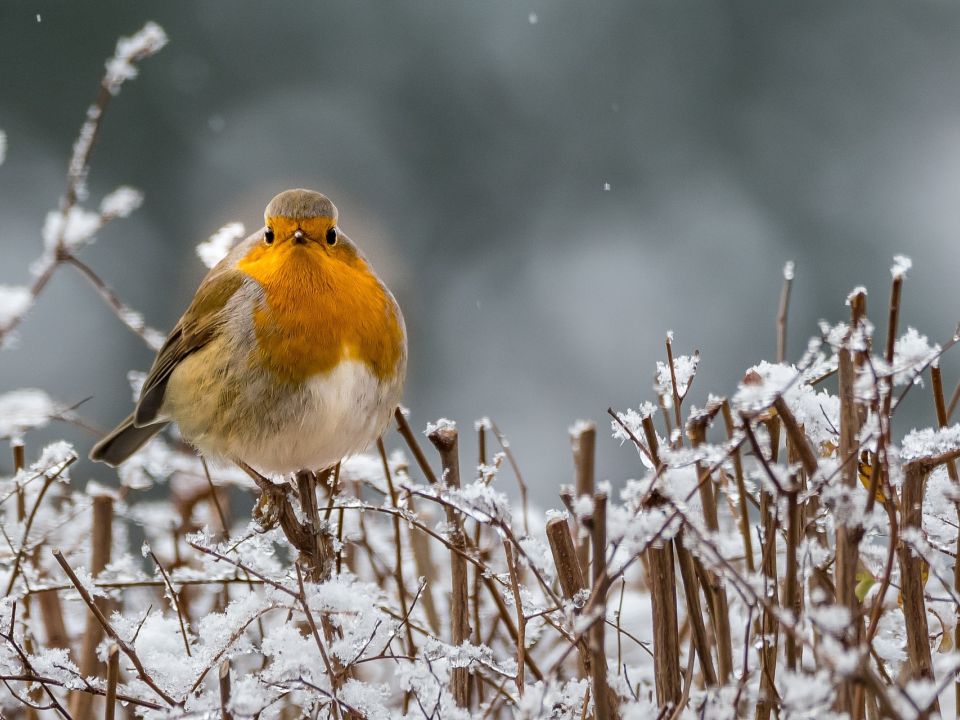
439, 479, 513, 525
891, 327, 940, 384
42, 205, 102, 250
891, 254, 912, 279
0, 285, 32, 327
807, 604, 852, 637
99, 185, 143, 218
196, 221, 245, 269
422, 637, 515, 675
610, 402, 657, 449
568, 419, 594, 436
783, 260, 795, 280
733, 361, 839, 449
779, 670, 835, 713
655, 351, 699, 400
846, 285, 867, 305
901, 424, 960, 463
424, 417, 456, 435
33, 441, 76, 474
0, 388, 58, 438
103, 22, 169, 94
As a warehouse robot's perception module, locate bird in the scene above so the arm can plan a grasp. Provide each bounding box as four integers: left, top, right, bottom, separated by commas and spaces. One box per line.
90, 189, 407, 478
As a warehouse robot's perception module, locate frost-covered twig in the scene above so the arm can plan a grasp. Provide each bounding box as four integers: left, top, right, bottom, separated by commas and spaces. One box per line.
0, 23, 165, 350
52, 549, 177, 706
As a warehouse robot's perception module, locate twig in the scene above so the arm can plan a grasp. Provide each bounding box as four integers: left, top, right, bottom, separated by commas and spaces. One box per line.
777, 261, 794, 363
570, 421, 596, 578
664, 335, 684, 440
4, 455, 76, 596
200, 457, 230, 538
587, 493, 617, 720
488, 420, 531, 535
503, 539, 525, 697
148, 550, 192, 657
947, 379, 960, 423
62, 254, 162, 348
378, 436, 416, 712
394, 408, 438, 484
294, 563, 342, 719
426, 423, 470, 708
52, 550, 177, 706
0, 22, 166, 347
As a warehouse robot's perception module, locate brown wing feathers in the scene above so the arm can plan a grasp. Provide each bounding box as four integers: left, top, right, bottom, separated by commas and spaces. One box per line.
90, 264, 250, 465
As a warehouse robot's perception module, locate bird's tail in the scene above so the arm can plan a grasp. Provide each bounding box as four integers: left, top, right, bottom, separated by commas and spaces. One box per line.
89, 413, 168, 466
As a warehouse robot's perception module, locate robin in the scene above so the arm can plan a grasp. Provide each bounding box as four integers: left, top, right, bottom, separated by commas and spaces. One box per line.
90, 188, 407, 477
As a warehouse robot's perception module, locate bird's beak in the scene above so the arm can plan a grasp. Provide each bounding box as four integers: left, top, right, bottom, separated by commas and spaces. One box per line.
292, 229, 307, 245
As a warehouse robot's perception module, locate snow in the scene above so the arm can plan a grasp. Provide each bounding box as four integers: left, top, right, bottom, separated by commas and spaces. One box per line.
103, 22, 169, 95
0, 388, 57, 438
0, 130, 6, 166
0, 285, 32, 327
892, 327, 940, 384
845, 285, 867, 305
196, 221, 245, 268
610, 401, 657, 447
733, 361, 839, 449
783, 260, 795, 281
901, 424, 960, 463
654, 352, 699, 400
779, 670, 835, 713
424, 417, 457, 435
33, 441, 77, 474
42, 205, 101, 250
568, 419, 594, 436
99, 185, 143, 218
891, 254, 913, 279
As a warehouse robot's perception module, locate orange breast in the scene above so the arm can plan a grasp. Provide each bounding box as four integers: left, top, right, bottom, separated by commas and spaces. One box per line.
236, 239, 403, 385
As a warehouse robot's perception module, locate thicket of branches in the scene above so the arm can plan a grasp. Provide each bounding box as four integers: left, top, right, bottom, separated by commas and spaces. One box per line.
3, 21, 960, 720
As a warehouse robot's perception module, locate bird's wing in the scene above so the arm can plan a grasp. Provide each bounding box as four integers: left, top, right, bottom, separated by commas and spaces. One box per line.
134, 231, 263, 426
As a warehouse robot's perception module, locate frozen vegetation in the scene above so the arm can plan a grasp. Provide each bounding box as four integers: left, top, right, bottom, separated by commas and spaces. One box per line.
3, 20, 960, 720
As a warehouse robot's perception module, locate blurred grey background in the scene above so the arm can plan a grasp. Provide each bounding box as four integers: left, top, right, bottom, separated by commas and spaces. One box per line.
2, 1, 959, 500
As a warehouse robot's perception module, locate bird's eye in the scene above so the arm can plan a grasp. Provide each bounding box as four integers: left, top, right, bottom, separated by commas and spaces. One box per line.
326, 227, 338, 245
264, 228, 275, 245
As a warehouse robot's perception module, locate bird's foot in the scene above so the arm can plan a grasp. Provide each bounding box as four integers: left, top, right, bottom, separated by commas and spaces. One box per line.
238, 462, 289, 532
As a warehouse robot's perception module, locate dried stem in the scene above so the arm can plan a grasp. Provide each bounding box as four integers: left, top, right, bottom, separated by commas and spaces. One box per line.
721, 400, 755, 573
777, 261, 794, 362
898, 462, 937, 711
686, 405, 733, 682
570, 421, 596, 578
503, 539, 525, 697
219, 660, 233, 720
105, 645, 119, 720
834, 292, 866, 716
71, 494, 114, 719
377, 438, 417, 663
932, 365, 960, 717
426, 424, 470, 708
